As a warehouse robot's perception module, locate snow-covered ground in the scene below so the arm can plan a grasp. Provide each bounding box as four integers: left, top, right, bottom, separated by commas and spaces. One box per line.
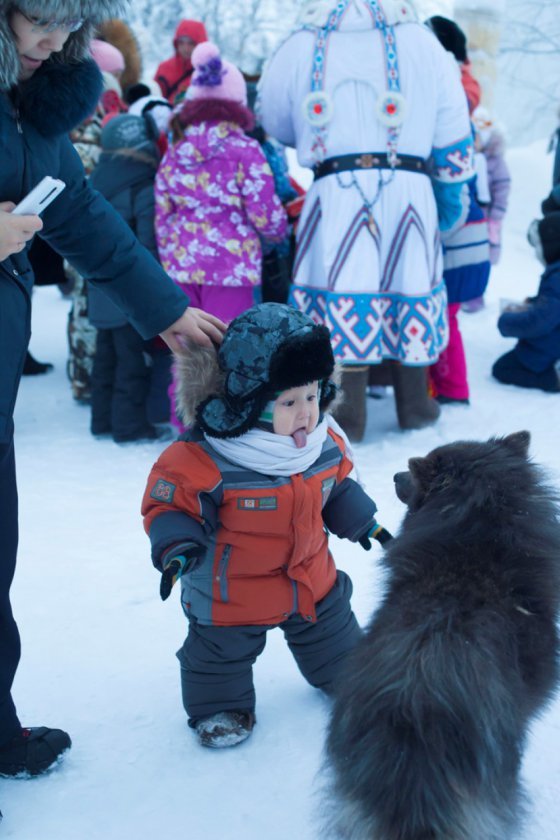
2, 139, 559, 838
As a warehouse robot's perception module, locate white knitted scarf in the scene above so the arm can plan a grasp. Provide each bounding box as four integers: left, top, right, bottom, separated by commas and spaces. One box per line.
205, 416, 355, 477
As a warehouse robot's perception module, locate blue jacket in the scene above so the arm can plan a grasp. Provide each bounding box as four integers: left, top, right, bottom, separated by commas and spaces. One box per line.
0, 59, 189, 442
497, 260, 560, 372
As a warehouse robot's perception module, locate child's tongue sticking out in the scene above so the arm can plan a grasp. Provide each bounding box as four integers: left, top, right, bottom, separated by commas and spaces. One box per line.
292, 428, 308, 449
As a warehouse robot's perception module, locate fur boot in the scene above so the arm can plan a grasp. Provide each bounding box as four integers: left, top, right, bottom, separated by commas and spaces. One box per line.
391, 363, 441, 430
333, 366, 369, 442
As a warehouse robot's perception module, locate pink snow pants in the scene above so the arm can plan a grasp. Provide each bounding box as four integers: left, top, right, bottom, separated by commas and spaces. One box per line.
430, 304, 470, 401
169, 284, 257, 432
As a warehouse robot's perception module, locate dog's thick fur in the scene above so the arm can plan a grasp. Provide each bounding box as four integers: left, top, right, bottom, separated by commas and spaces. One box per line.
326, 432, 560, 840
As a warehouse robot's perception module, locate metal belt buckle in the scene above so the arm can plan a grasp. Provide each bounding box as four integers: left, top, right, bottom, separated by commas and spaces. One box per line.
355, 154, 380, 170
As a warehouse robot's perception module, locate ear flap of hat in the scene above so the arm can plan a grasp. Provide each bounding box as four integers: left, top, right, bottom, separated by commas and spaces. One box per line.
197, 392, 266, 439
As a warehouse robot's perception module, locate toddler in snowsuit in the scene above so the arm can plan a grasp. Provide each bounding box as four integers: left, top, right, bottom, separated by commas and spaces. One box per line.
492, 212, 560, 393
142, 303, 390, 748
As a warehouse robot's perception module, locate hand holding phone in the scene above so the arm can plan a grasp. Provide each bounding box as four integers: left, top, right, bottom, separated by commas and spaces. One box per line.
0, 202, 42, 260
12, 176, 66, 216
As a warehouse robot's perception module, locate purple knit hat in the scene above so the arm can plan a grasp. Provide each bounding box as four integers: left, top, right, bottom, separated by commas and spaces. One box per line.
190, 42, 247, 106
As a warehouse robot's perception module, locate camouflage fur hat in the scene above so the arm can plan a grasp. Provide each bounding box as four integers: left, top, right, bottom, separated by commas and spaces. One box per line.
195, 303, 337, 439
0, 0, 126, 90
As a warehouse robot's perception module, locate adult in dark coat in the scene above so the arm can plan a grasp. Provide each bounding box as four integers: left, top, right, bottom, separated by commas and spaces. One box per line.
0, 0, 225, 779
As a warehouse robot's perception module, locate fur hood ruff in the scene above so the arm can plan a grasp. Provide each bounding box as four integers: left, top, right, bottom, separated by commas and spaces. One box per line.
174, 98, 255, 133
17, 58, 103, 136
174, 342, 226, 429
0, 0, 126, 90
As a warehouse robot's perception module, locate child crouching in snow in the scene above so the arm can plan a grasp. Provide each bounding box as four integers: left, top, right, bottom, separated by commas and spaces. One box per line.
141, 303, 390, 748
492, 213, 560, 393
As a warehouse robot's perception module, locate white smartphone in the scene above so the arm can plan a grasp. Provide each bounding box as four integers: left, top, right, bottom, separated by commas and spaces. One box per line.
13, 176, 66, 216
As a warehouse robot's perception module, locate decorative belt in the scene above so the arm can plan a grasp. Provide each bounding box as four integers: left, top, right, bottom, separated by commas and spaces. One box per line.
313, 152, 429, 181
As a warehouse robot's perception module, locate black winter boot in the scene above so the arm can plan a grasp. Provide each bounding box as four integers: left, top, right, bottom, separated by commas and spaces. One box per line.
195, 711, 255, 749
333, 366, 369, 442
390, 363, 441, 430
22, 352, 54, 376
0, 727, 71, 776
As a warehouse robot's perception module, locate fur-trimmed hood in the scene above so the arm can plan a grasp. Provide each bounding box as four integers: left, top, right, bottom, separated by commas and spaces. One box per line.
174, 342, 226, 430
0, 0, 126, 90
297, 0, 417, 31
17, 57, 103, 135
173, 98, 255, 133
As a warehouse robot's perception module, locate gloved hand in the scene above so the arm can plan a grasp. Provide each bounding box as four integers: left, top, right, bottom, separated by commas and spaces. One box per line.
159, 543, 205, 601
358, 522, 393, 551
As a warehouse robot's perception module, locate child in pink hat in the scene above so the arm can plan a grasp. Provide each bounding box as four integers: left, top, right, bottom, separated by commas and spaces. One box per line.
155, 42, 288, 432
89, 38, 125, 78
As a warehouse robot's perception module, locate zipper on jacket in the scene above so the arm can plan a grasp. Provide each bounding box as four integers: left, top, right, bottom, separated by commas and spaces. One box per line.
290, 579, 298, 617
216, 545, 231, 603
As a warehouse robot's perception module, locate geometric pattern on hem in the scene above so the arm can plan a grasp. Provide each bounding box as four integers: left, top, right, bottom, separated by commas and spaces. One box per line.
289, 280, 449, 365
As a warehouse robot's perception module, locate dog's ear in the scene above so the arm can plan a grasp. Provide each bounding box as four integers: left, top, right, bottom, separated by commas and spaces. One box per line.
502, 431, 531, 457
408, 456, 435, 489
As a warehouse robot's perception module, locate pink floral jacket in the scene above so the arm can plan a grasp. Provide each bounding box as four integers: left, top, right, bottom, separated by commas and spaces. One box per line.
155, 121, 288, 288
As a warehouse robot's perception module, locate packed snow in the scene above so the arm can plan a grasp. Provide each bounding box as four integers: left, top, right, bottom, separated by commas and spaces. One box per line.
1, 139, 559, 838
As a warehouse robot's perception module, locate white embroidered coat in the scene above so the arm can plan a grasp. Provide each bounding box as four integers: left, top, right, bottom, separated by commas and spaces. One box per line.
260, 0, 473, 365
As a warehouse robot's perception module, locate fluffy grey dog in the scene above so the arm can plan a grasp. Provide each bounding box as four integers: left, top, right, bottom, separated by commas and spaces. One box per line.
326, 432, 560, 840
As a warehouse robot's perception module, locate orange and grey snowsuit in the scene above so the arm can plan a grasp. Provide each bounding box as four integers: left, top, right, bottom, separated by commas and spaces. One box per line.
142, 427, 377, 626
142, 426, 377, 720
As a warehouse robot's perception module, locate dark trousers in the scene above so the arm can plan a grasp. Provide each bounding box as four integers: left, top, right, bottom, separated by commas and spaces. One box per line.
146, 345, 172, 425
0, 430, 22, 745
91, 324, 152, 439
177, 571, 363, 724
492, 349, 560, 393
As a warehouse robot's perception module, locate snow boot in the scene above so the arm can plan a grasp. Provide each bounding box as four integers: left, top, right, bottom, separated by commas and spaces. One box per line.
195, 711, 255, 749
461, 296, 485, 313
391, 363, 441, 430
436, 394, 470, 405
0, 727, 71, 777
22, 352, 53, 376
333, 366, 369, 442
